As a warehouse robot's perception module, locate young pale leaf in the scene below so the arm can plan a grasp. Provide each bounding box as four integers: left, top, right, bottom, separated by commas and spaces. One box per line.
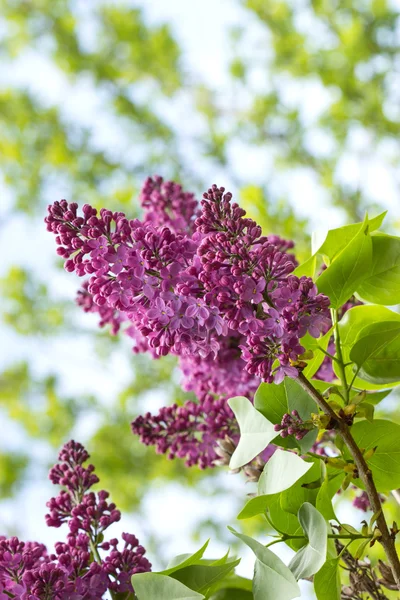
228, 397, 276, 470
313, 559, 341, 600
316, 215, 372, 309
288, 503, 328, 580
229, 528, 300, 600
132, 573, 205, 600
346, 420, 400, 492
350, 321, 400, 384
357, 235, 400, 305
258, 450, 313, 496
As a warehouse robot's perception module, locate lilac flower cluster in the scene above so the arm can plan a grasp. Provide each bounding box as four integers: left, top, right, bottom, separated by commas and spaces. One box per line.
0, 441, 150, 599
45, 177, 331, 467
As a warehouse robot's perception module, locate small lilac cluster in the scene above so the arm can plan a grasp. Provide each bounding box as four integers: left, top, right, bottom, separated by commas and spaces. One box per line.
274, 410, 311, 441
132, 398, 236, 469
0, 441, 150, 599
45, 177, 331, 467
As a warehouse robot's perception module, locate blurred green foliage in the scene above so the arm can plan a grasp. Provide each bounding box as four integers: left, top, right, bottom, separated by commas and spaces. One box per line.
195, 0, 400, 221
0, 362, 87, 444
0, 0, 183, 213
0, 0, 399, 552
1, 267, 67, 334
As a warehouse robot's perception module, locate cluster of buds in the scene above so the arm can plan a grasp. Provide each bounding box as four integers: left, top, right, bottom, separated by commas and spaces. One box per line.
213, 435, 237, 469
274, 410, 312, 441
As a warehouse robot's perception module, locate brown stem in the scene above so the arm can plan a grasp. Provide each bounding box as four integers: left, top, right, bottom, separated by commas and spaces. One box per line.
297, 372, 400, 590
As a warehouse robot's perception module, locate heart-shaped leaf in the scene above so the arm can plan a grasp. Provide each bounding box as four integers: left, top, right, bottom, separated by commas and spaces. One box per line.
289, 503, 328, 580
228, 397, 276, 470
316, 215, 372, 309
350, 321, 400, 384
357, 234, 400, 305
258, 449, 313, 496
132, 573, 205, 600
229, 528, 300, 600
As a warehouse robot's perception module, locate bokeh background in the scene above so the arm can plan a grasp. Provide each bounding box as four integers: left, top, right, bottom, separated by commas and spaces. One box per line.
1, 1, 400, 597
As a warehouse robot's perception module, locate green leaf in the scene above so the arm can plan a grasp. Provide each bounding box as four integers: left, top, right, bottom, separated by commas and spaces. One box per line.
280, 460, 321, 516
238, 456, 317, 521
346, 420, 400, 492
354, 539, 370, 560
228, 397, 276, 470
350, 321, 400, 384
229, 528, 300, 600
314, 558, 341, 600
294, 214, 385, 285
170, 561, 240, 595
316, 472, 345, 521
311, 212, 386, 261
208, 574, 253, 599
293, 254, 316, 278
316, 215, 372, 309
255, 379, 317, 452
164, 541, 210, 574
357, 235, 400, 305
335, 305, 400, 390
210, 590, 253, 600
288, 503, 328, 580
300, 329, 333, 379
237, 494, 277, 520
258, 449, 313, 496
132, 573, 205, 600
268, 496, 305, 550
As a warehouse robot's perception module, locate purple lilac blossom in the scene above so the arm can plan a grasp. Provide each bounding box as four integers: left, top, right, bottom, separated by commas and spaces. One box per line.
46, 177, 332, 467
0, 441, 150, 599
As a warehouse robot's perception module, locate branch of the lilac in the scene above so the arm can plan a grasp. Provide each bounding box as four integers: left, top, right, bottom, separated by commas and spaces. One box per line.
297, 372, 400, 590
